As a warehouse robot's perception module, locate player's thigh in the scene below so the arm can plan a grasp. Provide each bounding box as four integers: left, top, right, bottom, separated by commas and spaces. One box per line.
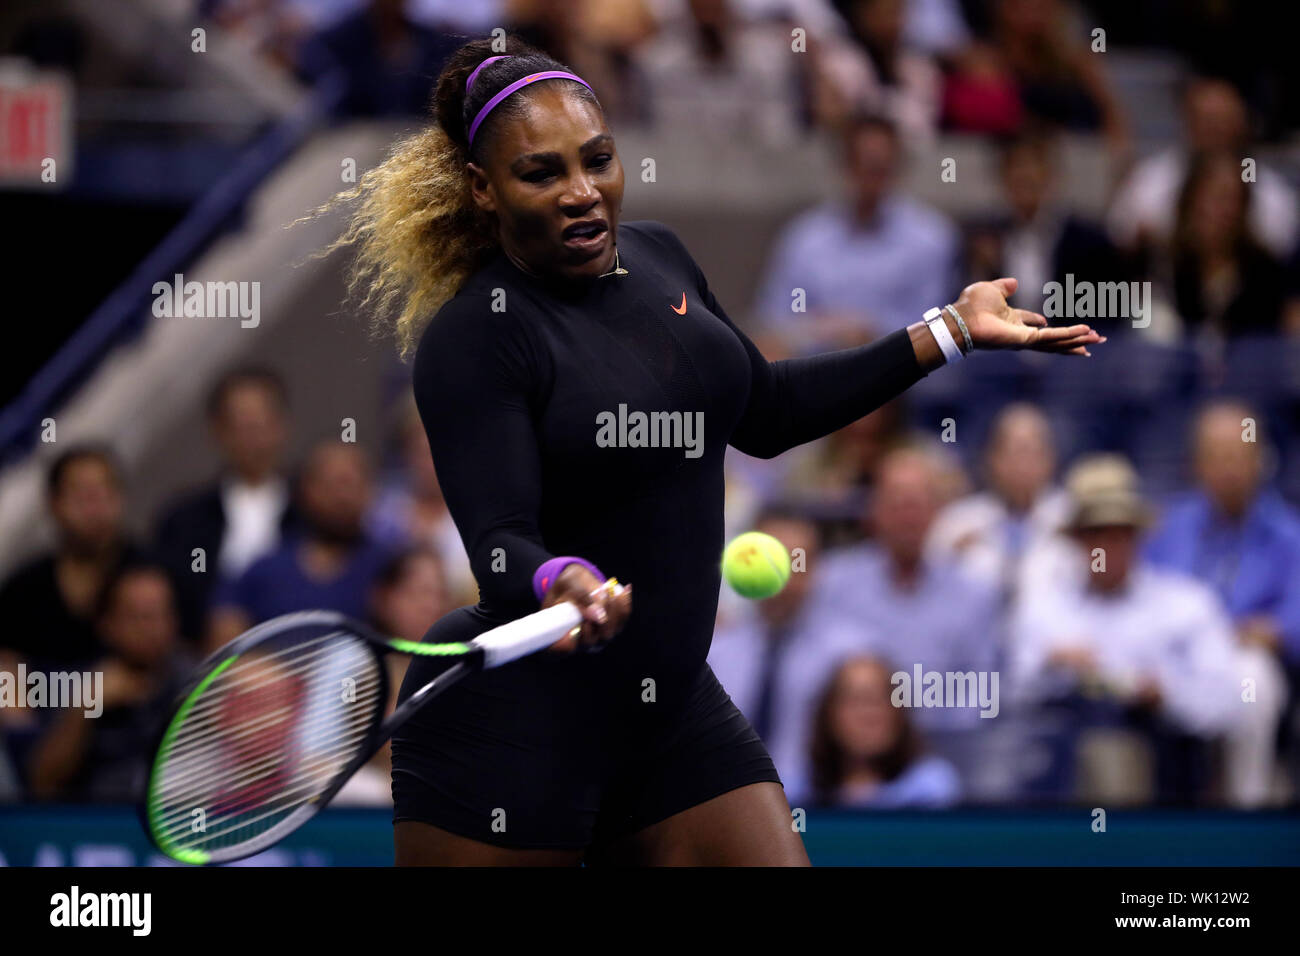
395, 820, 584, 866
606, 782, 810, 866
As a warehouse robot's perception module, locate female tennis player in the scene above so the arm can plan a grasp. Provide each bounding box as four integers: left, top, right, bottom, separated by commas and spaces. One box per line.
325, 36, 1103, 866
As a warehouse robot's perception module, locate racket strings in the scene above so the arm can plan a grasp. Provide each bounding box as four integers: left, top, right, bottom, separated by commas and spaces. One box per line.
154, 648, 379, 790
158, 743, 373, 844
147, 629, 384, 859
150, 682, 378, 852
164, 632, 353, 726
156, 674, 381, 789
162, 639, 376, 750
149, 687, 381, 829
150, 677, 382, 816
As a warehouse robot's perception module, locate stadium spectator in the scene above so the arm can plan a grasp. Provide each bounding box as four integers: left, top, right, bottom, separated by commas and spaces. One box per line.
1009, 454, 1276, 805
1161, 151, 1290, 343
411, 0, 505, 33
201, 0, 313, 70
1155, 0, 1294, 136
509, 0, 656, 124
799, 655, 961, 807
811, 444, 1002, 786
1147, 402, 1300, 664
26, 565, 193, 802
634, 0, 802, 143
776, 398, 910, 524
897, 0, 970, 57
206, 441, 394, 650
1145, 401, 1298, 804
154, 366, 298, 644
964, 127, 1129, 326
927, 403, 1075, 603
296, 0, 460, 117
0, 446, 145, 669
368, 400, 477, 607
754, 113, 959, 351
940, 39, 1022, 135
1107, 75, 1298, 261
989, 0, 1127, 152
812, 0, 943, 146
369, 546, 448, 643
708, 506, 865, 798
334, 546, 450, 806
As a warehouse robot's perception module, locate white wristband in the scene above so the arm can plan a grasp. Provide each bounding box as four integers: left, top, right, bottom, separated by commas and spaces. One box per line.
923, 307, 963, 364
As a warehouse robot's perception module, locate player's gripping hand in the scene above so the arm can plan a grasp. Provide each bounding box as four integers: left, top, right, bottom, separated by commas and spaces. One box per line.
541, 563, 632, 653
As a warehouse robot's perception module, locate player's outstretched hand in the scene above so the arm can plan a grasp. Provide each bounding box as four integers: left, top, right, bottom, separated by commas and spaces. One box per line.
541, 562, 632, 654
953, 277, 1107, 356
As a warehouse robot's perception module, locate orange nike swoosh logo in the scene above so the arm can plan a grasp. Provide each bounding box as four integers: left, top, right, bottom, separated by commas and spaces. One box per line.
671, 293, 687, 315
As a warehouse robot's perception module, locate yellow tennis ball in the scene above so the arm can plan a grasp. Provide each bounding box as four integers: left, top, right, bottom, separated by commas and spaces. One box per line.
721, 531, 791, 599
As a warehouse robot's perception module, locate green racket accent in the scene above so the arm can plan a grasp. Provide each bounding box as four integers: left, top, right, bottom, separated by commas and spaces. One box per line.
386, 638, 474, 657
146, 656, 238, 865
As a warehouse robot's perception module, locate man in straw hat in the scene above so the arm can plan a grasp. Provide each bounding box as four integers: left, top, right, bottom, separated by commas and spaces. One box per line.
1009, 453, 1266, 804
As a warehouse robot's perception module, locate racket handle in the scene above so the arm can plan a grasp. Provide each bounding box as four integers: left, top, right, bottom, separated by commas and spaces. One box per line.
471, 601, 583, 668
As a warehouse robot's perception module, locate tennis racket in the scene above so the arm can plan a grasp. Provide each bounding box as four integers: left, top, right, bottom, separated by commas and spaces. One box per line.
141, 581, 624, 864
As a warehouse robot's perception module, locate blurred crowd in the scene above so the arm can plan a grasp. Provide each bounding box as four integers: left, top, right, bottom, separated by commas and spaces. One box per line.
2, 0, 1298, 811
199, 0, 1300, 495
194, 0, 1294, 149
715, 400, 1299, 809
0, 368, 473, 804
694, 0, 1299, 812
2, 375, 1296, 811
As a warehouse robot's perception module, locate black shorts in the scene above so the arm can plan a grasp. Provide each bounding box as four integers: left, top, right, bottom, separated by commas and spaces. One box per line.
391, 606, 781, 850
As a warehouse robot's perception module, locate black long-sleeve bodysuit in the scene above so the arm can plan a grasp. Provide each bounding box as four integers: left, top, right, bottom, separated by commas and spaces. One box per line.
391, 221, 929, 849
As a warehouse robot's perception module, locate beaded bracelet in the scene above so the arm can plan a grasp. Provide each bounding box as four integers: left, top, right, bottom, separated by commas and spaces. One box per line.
944, 304, 974, 354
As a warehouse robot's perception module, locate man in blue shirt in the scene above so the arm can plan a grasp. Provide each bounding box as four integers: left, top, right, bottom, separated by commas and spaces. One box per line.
207, 441, 395, 651
754, 113, 959, 353
810, 446, 1007, 798
1146, 402, 1300, 665
1145, 400, 1299, 802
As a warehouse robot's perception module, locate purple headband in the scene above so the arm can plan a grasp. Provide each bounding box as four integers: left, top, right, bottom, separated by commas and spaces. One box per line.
467, 61, 597, 148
